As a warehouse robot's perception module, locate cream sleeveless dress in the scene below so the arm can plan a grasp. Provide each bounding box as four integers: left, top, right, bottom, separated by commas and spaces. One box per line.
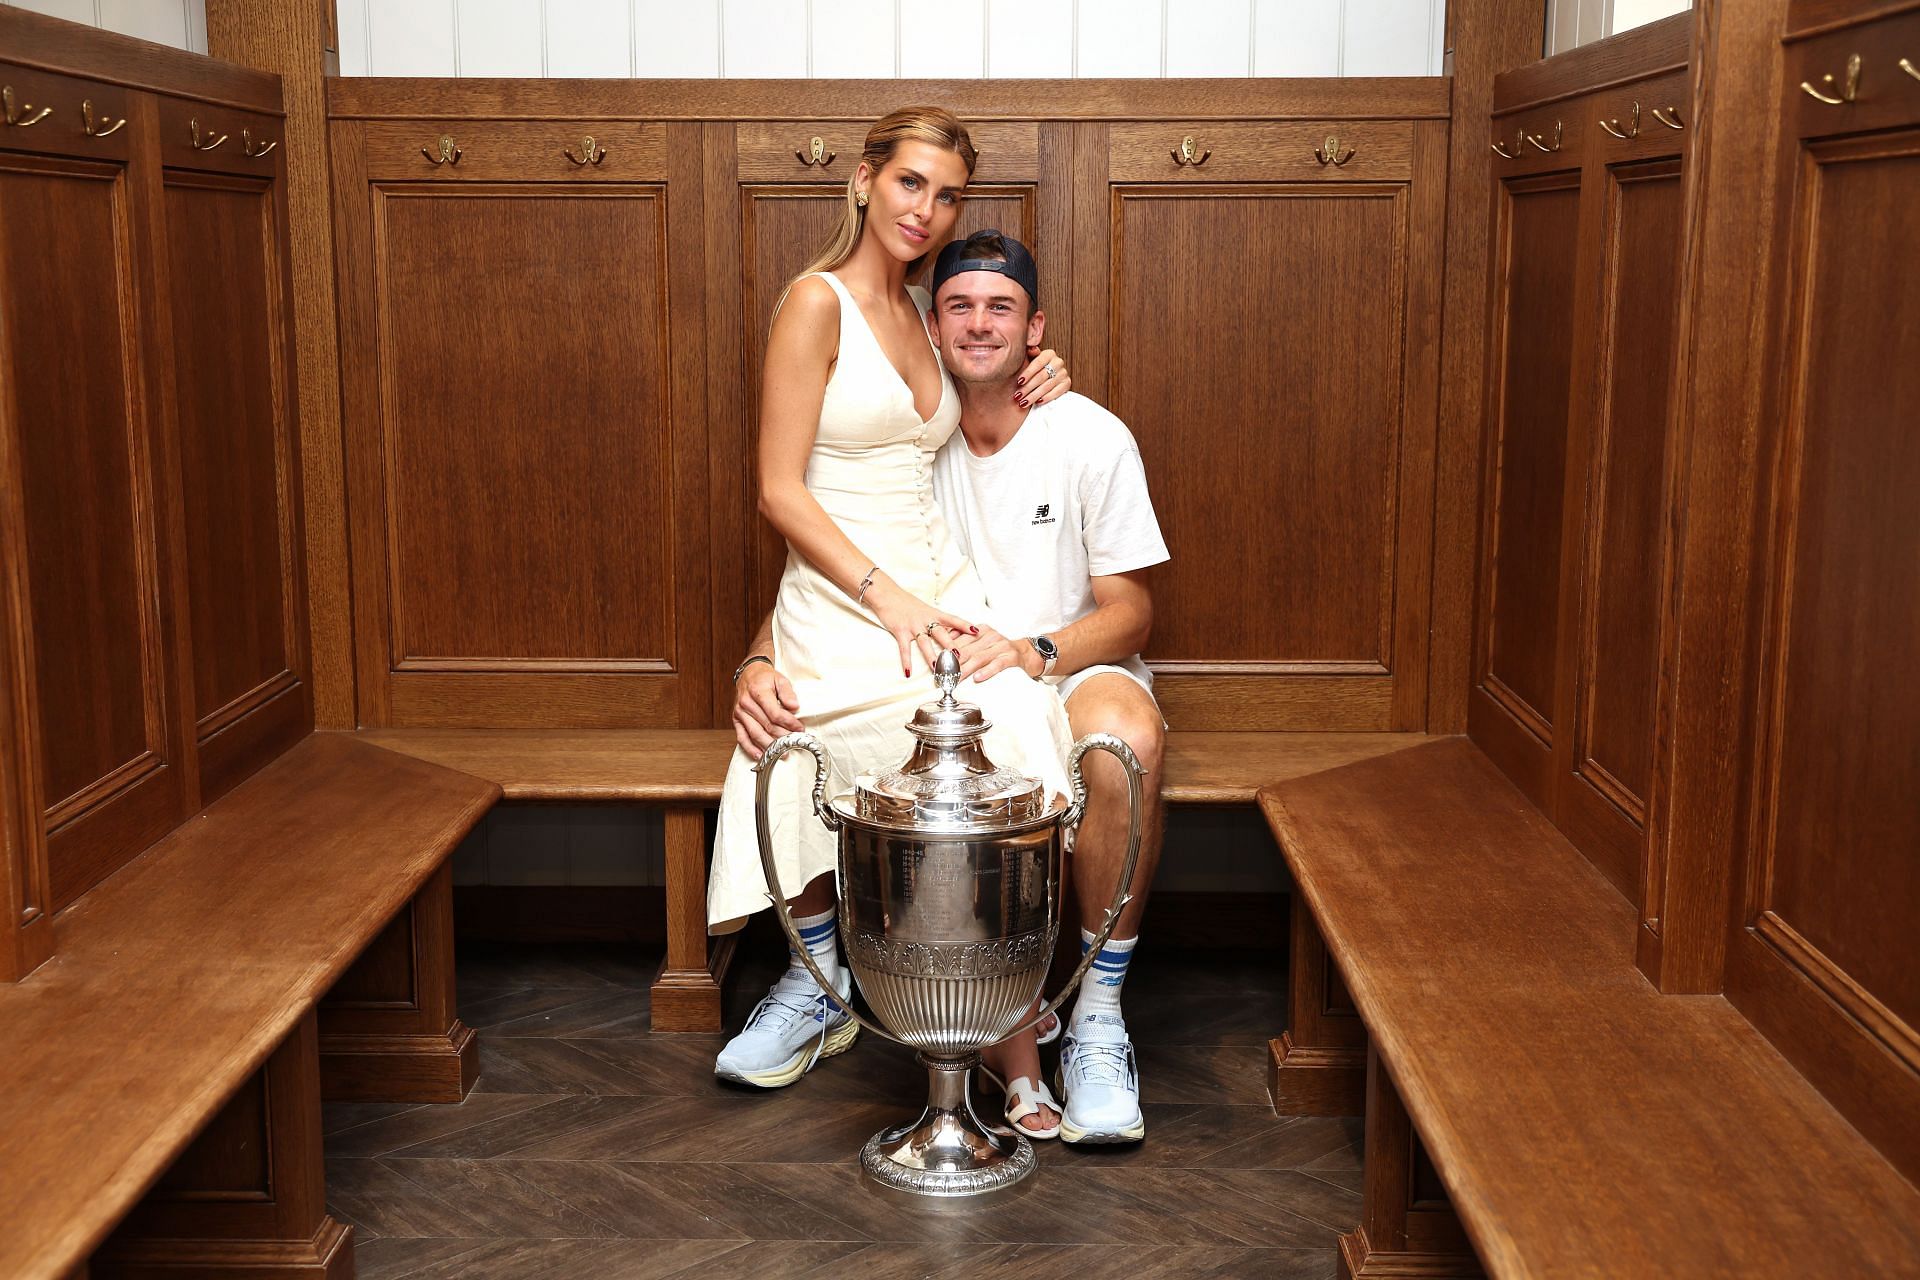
707, 272, 1074, 932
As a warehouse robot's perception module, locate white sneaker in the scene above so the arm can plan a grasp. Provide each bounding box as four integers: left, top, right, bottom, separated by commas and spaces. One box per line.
1056, 1014, 1146, 1144
714, 967, 858, 1088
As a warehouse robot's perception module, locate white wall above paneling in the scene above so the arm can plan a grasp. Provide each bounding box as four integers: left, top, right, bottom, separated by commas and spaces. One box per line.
4, 0, 203, 50
1164, 0, 1252, 77
985, 0, 1071, 77
901, 0, 984, 77
1252, 0, 1340, 76
1546, 0, 1690, 56
456, 0, 542, 75
636, 0, 721, 76
336, 0, 1450, 78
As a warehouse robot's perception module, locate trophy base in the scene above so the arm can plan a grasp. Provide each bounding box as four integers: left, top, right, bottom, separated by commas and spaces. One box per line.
858, 1053, 1038, 1197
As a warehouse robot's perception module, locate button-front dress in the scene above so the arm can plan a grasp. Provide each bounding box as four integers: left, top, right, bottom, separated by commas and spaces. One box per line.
707, 272, 1073, 932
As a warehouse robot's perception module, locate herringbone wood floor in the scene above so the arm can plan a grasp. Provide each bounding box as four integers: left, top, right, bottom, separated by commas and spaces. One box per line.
323, 938, 1362, 1279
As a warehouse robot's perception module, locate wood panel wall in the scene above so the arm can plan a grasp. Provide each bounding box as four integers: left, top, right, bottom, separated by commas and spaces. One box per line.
1469, 14, 1692, 912
325, 79, 1454, 731
1470, 0, 1920, 1182
1720, 0, 1920, 1185
0, 7, 312, 947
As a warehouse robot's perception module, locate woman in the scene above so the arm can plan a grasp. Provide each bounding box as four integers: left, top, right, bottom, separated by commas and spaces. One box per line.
707, 106, 1072, 1137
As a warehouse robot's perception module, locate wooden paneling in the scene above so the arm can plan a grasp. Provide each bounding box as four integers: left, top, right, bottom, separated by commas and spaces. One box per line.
160, 163, 311, 802
0, 5, 307, 937
333, 88, 1443, 727
1471, 172, 1582, 799
1425, 0, 1550, 736
1728, 62, 1920, 1180
1093, 127, 1446, 730
1470, 18, 1693, 920
334, 117, 712, 727
0, 104, 187, 909
205, 0, 359, 731
0, 394, 53, 981
1556, 157, 1684, 898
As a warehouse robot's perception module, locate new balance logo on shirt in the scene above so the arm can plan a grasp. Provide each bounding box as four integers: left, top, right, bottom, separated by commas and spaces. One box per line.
1032, 503, 1055, 526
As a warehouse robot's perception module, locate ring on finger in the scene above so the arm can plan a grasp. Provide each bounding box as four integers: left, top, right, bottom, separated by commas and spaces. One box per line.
924, 622, 938, 636
1044, 362, 1057, 380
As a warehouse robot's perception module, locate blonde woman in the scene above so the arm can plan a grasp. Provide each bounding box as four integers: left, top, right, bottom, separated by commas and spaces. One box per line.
707, 107, 1076, 1133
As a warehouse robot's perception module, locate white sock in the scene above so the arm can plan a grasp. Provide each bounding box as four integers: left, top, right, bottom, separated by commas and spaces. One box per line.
789, 906, 840, 990
1071, 929, 1137, 1032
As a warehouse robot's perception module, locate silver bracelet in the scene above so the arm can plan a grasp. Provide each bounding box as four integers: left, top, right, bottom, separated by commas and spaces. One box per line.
733, 654, 773, 683
855, 566, 879, 607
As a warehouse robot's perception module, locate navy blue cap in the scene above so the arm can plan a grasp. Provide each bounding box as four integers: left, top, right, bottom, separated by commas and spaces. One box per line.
930, 229, 1039, 307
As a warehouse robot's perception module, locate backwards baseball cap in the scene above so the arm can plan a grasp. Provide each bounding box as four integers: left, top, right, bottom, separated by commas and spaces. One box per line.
930, 229, 1040, 307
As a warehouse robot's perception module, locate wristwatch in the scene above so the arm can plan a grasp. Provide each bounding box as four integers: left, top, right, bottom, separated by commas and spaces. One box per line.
1028, 635, 1058, 679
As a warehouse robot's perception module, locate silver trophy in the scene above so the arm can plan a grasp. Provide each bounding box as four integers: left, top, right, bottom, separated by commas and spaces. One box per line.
754, 650, 1145, 1196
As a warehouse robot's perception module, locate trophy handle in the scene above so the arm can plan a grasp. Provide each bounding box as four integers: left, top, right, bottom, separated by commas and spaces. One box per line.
1002, 732, 1147, 1042
752, 732, 906, 1046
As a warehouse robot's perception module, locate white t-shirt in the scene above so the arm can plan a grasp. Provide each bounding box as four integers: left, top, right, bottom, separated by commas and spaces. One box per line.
933, 392, 1170, 688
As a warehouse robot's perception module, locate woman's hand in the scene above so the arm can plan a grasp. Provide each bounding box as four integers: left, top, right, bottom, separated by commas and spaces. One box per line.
865, 573, 979, 676
1016, 346, 1072, 407
733, 661, 804, 760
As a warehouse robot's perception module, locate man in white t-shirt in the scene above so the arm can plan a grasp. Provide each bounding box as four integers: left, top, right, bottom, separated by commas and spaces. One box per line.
728, 231, 1170, 1147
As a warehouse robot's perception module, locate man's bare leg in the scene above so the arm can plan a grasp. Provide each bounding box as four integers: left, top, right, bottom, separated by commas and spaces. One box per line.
1055, 673, 1165, 1143
1066, 674, 1166, 942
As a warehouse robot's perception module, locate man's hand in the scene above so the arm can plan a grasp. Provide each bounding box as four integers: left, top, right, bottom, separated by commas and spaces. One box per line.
954, 624, 1043, 683
734, 661, 804, 759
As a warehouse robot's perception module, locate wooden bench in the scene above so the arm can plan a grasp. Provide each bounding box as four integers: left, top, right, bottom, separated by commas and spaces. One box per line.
1257, 737, 1920, 1277
353, 727, 1438, 1032
0, 735, 496, 1280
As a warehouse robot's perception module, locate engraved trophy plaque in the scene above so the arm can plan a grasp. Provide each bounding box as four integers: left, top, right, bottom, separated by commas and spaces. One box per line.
753, 650, 1145, 1196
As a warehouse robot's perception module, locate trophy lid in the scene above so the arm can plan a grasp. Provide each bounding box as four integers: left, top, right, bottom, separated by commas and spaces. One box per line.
844, 650, 1052, 833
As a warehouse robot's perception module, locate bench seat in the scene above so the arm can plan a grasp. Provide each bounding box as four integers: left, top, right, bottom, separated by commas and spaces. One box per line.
0, 735, 497, 1280
349, 726, 1435, 1031
1258, 737, 1920, 1277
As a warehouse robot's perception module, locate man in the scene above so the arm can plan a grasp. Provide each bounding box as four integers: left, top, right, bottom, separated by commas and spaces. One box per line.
722, 230, 1169, 1145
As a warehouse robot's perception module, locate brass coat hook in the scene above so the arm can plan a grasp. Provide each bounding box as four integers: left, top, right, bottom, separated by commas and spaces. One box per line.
242, 128, 277, 158
1599, 102, 1640, 139
1900, 57, 1919, 83
2, 86, 53, 128
1525, 120, 1564, 153
1491, 124, 1525, 158
189, 117, 229, 150
564, 135, 607, 165
422, 134, 461, 165
796, 136, 835, 167
1314, 134, 1355, 166
1800, 52, 1861, 104
1650, 105, 1684, 130
82, 100, 126, 138
1170, 135, 1210, 166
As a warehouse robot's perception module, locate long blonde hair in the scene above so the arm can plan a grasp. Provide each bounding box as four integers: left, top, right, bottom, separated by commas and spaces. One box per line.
791, 105, 979, 286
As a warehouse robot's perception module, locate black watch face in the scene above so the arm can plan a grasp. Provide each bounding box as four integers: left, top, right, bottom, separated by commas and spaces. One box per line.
1034, 637, 1057, 659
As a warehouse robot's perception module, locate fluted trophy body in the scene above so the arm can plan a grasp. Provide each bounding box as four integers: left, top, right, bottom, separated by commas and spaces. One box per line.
753, 651, 1146, 1196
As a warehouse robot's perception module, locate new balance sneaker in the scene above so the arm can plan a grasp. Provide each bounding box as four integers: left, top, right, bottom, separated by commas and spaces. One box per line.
1056, 1013, 1146, 1144
713, 967, 858, 1088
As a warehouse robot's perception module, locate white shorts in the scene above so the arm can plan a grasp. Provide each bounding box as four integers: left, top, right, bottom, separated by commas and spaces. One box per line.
1052, 663, 1164, 726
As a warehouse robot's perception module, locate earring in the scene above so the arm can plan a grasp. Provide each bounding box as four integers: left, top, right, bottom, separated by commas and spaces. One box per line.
855, 191, 868, 207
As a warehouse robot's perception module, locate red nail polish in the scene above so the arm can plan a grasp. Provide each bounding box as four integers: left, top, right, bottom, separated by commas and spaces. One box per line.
970, 626, 980, 635
1015, 375, 1026, 387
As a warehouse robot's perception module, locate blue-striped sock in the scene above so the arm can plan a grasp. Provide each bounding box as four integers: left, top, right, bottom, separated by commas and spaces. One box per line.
1071, 928, 1137, 1032
789, 906, 840, 991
